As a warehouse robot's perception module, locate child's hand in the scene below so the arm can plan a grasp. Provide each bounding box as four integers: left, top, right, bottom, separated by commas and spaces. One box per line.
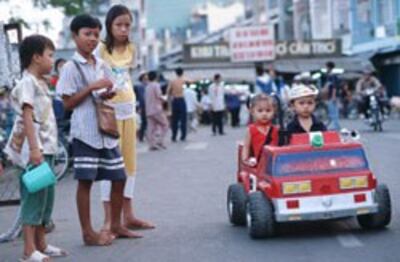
244, 157, 257, 167
29, 148, 43, 166
100, 90, 116, 100
89, 78, 113, 91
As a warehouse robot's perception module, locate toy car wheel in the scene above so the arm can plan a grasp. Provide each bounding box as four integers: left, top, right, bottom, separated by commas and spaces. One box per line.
357, 184, 391, 229
246, 192, 276, 239
227, 183, 247, 226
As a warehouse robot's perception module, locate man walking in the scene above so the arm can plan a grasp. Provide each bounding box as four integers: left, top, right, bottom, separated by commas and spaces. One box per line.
324, 61, 341, 130
134, 72, 148, 142
209, 74, 226, 135
167, 68, 187, 142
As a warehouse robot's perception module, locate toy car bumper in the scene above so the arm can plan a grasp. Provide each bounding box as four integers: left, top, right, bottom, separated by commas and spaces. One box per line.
273, 190, 378, 222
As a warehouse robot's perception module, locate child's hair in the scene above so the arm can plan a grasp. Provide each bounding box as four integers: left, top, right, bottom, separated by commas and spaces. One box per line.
148, 71, 158, 81
250, 94, 275, 110
70, 14, 102, 35
105, 4, 132, 53
19, 34, 55, 70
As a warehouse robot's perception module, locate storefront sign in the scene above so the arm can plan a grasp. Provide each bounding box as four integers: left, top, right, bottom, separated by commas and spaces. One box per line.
183, 43, 230, 63
275, 40, 341, 58
230, 25, 275, 62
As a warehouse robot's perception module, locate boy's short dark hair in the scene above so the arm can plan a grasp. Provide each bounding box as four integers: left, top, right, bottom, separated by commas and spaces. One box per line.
175, 67, 183, 76
19, 34, 55, 70
148, 71, 158, 81
214, 74, 221, 81
70, 14, 102, 34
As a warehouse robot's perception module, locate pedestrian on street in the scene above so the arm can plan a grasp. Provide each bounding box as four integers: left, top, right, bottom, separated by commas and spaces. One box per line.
184, 85, 200, 132
255, 65, 273, 95
97, 5, 154, 236
167, 67, 188, 142
57, 14, 136, 245
323, 61, 341, 130
269, 68, 290, 105
241, 94, 279, 167
135, 72, 148, 142
200, 89, 212, 125
209, 74, 226, 135
145, 71, 169, 150
225, 88, 241, 127
4, 35, 68, 261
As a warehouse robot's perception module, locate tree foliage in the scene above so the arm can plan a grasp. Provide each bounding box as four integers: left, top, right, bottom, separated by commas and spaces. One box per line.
33, 0, 101, 16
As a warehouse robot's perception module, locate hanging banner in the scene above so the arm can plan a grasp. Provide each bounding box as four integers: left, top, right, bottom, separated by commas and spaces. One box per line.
275, 40, 342, 58
229, 25, 275, 62
183, 43, 230, 63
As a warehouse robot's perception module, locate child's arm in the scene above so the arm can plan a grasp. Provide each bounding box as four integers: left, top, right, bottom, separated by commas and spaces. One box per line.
22, 104, 43, 165
241, 129, 257, 167
62, 78, 113, 110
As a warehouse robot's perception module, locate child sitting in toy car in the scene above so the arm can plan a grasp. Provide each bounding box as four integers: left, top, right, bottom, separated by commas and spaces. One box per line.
287, 84, 327, 140
241, 94, 279, 167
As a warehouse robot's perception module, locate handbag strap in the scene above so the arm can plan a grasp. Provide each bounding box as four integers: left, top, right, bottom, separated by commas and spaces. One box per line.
72, 60, 98, 104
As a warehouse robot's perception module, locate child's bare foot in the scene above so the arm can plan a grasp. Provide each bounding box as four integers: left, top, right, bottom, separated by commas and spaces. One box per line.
124, 218, 155, 230
83, 231, 114, 246
111, 226, 143, 239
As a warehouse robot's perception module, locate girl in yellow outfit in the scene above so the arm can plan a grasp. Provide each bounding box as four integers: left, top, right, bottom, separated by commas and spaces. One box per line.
99, 5, 154, 235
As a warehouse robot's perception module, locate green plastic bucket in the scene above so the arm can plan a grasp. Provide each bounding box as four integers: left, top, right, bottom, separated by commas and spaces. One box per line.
22, 162, 56, 193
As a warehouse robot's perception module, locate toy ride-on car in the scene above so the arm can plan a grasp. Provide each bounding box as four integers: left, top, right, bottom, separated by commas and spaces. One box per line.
227, 131, 391, 239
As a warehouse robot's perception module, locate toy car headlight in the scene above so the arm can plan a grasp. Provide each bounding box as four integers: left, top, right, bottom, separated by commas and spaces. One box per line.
339, 176, 368, 190
282, 181, 312, 195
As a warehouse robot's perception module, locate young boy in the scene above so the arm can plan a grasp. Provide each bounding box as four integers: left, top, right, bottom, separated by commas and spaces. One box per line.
287, 84, 327, 139
4, 35, 67, 261
56, 14, 136, 246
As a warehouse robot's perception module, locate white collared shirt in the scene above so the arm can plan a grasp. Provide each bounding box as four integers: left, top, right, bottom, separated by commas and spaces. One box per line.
209, 82, 225, 111
56, 52, 118, 149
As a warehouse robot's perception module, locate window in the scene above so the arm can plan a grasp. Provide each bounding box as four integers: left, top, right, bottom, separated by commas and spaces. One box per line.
272, 148, 369, 177
379, 0, 396, 24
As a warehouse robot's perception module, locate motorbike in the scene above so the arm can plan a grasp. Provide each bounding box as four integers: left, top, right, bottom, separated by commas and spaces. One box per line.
364, 87, 383, 132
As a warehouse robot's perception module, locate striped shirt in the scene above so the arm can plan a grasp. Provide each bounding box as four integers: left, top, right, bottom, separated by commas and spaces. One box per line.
56, 52, 118, 149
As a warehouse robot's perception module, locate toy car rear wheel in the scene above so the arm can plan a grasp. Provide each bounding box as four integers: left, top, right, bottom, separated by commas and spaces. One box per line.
247, 192, 276, 239
227, 183, 247, 226
357, 184, 391, 229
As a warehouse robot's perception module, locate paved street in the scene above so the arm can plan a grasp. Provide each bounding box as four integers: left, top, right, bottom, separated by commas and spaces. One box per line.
1, 119, 400, 262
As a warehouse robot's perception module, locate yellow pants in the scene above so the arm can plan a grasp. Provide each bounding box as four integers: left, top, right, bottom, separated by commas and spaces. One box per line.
117, 117, 136, 177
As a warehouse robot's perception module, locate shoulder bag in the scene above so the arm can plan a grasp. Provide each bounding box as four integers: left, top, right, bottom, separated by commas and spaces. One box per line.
73, 61, 119, 138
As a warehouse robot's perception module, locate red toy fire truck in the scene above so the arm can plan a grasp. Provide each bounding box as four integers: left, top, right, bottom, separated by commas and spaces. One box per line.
227, 131, 391, 239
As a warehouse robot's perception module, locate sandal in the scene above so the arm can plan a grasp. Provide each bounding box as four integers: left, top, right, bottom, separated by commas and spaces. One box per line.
20, 250, 49, 262
43, 244, 68, 257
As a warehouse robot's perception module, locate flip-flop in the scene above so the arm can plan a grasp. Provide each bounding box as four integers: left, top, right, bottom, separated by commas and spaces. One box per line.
43, 244, 68, 257
20, 250, 49, 262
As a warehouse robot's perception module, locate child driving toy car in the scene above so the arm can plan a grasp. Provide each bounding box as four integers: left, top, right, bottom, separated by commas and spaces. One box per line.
287, 84, 327, 140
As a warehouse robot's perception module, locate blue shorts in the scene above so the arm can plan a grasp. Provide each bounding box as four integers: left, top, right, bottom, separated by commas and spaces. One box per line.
72, 139, 126, 181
